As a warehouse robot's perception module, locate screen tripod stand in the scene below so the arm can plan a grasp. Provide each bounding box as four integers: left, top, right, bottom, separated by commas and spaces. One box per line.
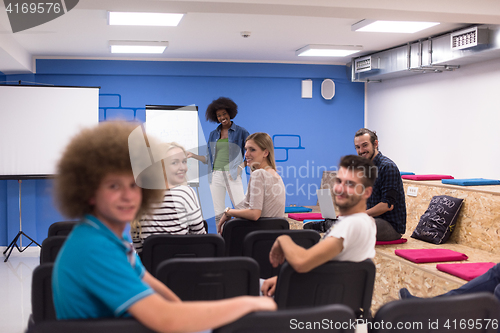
3, 180, 41, 262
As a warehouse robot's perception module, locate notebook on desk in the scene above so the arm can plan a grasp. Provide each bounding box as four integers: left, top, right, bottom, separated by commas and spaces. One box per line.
316, 189, 338, 220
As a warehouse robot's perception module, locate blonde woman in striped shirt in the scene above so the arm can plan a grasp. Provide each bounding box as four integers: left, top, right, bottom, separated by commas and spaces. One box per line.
132, 142, 206, 253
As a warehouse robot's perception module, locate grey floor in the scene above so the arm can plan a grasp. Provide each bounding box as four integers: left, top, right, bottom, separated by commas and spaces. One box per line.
0, 246, 39, 333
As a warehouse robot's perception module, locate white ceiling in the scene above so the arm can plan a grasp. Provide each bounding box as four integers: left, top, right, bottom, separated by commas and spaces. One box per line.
1, 0, 500, 74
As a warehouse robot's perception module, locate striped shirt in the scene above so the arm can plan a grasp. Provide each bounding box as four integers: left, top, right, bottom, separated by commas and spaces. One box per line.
132, 185, 206, 253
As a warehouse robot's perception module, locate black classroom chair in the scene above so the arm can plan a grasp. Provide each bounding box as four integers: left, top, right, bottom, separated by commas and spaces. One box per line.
274, 259, 376, 319
29, 263, 56, 330
27, 318, 156, 333
141, 233, 225, 275
371, 292, 500, 333
40, 236, 67, 264
222, 217, 289, 256
47, 221, 77, 237
242, 229, 320, 279
155, 257, 260, 300
214, 304, 356, 333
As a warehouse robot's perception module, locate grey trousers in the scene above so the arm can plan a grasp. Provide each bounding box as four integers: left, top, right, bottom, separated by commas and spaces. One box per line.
375, 218, 402, 241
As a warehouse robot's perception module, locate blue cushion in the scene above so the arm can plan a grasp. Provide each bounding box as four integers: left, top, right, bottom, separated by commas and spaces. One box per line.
400, 171, 415, 176
284, 206, 312, 213
302, 219, 324, 224
441, 178, 500, 186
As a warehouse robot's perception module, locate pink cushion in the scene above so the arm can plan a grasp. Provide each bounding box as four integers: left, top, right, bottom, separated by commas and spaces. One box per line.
436, 262, 496, 281
287, 213, 323, 221
401, 174, 454, 181
395, 249, 468, 263
376, 238, 408, 245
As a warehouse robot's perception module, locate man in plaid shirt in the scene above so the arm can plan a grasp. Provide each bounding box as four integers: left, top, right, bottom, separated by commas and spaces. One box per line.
354, 128, 406, 241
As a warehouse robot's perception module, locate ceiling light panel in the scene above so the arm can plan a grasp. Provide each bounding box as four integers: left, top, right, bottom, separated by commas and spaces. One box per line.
108, 12, 184, 26
352, 20, 439, 33
296, 45, 362, 57
109, 41, 169, 54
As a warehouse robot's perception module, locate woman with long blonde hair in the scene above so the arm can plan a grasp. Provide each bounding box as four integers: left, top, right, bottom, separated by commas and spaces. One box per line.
132, 142, 206, 253
217, 132, 285, 234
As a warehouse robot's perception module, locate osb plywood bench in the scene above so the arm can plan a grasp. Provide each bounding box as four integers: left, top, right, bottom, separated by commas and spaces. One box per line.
372, 180, 500, 312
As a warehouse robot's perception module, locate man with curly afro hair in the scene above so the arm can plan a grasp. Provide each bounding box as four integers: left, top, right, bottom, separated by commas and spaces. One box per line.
52, 121, 276, 333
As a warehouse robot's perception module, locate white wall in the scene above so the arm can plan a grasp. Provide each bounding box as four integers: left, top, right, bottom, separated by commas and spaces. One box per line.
366, 57, 500, 179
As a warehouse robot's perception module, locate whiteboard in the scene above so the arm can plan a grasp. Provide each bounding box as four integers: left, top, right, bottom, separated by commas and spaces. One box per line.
145, 105, 199, 186
0, 85, 99, 178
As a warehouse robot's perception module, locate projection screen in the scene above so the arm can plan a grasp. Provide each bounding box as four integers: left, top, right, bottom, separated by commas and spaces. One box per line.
0, 85, 99, 179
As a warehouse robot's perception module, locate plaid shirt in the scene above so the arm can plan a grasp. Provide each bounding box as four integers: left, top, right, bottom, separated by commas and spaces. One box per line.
367, 152, 406, 234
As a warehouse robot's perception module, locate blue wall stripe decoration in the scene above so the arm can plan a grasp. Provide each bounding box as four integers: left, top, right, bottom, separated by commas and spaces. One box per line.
0, 59, 364, 245
273, 134, 306, 162
99, 93, 144, 121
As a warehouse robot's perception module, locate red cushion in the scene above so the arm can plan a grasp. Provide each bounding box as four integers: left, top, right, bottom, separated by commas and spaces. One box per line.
395, 249, 468, 263
376, 238, 408, 245
287, 213, 323, 221
401, 175, 454, 181
436, 262, 496, 281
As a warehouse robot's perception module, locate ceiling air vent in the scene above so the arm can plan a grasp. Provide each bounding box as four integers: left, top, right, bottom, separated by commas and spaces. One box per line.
451, 26, 489, 50
354, 56, 379, 73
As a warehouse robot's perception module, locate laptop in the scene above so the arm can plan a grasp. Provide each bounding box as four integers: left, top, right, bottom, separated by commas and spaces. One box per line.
316, 188, 338, 220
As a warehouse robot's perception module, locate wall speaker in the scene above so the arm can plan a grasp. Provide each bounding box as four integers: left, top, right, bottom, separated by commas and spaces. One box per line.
321, 79, 335, 100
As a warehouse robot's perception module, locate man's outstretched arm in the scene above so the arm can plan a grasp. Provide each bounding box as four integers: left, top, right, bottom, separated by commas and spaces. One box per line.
129, 294, 277, 333
269, 235, 343, 273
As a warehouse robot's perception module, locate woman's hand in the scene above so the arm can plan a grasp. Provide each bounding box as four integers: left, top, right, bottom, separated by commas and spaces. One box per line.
186, 152, 207, 164
217, 213, 229, 234
237, 164, 245, 178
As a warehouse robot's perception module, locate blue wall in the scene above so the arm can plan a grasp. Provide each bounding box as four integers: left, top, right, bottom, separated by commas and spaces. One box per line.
0, 180, 6, 247
0, 59, 364, 245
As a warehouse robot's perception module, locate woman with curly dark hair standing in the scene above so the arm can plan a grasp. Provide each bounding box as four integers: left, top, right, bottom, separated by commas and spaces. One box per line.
188, 97, 249, 226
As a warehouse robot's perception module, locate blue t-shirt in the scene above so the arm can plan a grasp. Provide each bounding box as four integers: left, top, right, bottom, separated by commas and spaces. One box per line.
52, 215, 154, 319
